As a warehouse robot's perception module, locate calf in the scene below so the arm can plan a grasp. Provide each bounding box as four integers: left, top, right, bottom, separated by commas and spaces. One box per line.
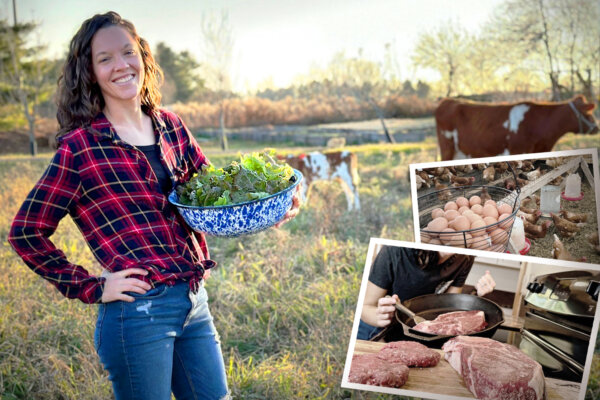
435, 95, 598, 160
282, 151, 360, 211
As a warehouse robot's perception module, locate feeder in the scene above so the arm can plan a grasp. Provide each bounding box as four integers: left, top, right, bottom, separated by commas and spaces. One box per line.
418, 162, 520, 253
540, 185, 561, 214
561, 173, 584, 201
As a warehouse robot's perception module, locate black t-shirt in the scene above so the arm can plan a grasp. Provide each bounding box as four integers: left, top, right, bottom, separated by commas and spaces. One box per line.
368, 246, 474, 301
136, 144, 172, 195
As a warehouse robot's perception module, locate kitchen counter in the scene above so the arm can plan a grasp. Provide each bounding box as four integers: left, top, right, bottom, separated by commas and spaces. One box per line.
352, 340, 581, 399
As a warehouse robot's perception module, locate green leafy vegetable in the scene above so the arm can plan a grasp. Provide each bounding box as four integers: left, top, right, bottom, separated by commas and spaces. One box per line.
176, 150, 295, 207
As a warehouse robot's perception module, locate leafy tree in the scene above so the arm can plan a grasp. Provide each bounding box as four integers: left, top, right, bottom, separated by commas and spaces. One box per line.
0, 19, 57, 155
154, 42, 205, 104
411, 21, 470, 97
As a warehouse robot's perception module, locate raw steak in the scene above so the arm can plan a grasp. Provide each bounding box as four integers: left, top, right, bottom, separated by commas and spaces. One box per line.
348, 353, 409, 387
413, 310, 487, 335
377, 341, 440, 367
442, 336, 545, 400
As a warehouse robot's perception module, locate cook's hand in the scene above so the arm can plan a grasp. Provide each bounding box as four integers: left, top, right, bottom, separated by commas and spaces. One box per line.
475, 270, 496, 297
101, 268, 152, 303
376, 294, 399, 327
275, 184, 302, 228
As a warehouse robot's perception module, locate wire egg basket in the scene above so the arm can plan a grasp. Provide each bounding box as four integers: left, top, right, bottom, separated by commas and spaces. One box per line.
417, 163, 521, 252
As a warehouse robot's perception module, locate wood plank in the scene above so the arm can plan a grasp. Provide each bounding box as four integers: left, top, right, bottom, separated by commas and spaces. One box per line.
580, 158, 595, 192
351, 339, 580, 399
517, 156, 582, 200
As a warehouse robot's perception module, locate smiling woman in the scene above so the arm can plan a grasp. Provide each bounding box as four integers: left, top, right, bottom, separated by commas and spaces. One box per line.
6, 11, 298, 400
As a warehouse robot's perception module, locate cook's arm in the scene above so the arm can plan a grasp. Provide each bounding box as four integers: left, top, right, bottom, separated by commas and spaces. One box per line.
361, 281, 397, 328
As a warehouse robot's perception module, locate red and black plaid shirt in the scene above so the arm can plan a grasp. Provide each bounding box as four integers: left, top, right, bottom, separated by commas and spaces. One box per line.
8, 109, 215, 304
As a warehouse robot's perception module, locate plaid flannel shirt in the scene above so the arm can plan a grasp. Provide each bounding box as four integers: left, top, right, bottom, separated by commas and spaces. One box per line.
8, 110, 215, 304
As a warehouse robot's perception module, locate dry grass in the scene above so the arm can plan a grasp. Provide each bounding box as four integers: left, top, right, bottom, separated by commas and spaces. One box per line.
0, 134, 598, 400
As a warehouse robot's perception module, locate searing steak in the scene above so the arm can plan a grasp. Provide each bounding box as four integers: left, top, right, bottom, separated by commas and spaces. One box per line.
413, 310, 487, 335
442, 336, 545, 400
348, 353, 409, 387
377, 341, 440, 367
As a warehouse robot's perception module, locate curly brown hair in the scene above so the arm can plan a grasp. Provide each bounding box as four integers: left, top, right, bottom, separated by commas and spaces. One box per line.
56, 11, 163, 137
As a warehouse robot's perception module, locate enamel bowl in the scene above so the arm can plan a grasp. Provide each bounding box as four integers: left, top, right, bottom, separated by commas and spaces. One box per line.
168, 169, 302, 237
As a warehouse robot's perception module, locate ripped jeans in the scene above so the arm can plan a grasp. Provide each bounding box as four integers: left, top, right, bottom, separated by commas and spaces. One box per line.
94, 281, 229, 400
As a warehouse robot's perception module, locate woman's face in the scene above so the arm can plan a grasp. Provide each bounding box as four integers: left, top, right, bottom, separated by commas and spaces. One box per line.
91, 25, 145, 107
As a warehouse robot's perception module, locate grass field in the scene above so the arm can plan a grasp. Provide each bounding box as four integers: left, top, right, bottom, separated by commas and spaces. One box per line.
0, 133, 599, 399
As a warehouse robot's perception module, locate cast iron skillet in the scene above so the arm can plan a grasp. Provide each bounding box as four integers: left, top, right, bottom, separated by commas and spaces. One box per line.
370, 293, 504, 348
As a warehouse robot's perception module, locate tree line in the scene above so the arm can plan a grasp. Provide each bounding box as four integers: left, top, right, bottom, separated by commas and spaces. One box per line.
0, 0, 598, 154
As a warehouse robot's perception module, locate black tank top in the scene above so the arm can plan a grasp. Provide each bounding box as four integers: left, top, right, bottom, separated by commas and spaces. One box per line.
136, 144, 172, 195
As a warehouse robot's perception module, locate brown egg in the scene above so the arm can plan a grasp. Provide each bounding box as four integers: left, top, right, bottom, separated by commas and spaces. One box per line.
444, 209, 460, 221
469, 234, 491, 250
458, 206, 470, 214
484, 199, 497, 208
429, 238, 442, 245
482, 204, 499, 219
420, 232, 431, 243
483, 216, 498, 231
498, 213, 513, 229
489, 243, 505, 252
470, 219, 487, 236
450, 215, 470, 231
431, 208, 445, 220
456, 196, 469, 208
471, 204, 484, 215
469, 195, 481, 206
489, 228, 508, 245
427, 217, 448, 232
440, 229, 467, 247
444, 201, 458, 211
439, 228, 457, 245
497, 203, 512, 215
465, 212, 482, 224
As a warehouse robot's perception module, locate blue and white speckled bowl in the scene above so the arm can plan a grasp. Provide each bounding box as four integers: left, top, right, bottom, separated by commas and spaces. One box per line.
168, 169, 303, 237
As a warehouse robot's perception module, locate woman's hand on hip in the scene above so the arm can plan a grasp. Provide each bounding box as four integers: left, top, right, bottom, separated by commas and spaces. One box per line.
101, 268, 152, 303
376, 294, 399, 327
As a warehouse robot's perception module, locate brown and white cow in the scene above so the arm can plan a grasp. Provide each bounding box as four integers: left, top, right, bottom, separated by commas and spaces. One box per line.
282, 151, 360, 211
435, 95, 598, 160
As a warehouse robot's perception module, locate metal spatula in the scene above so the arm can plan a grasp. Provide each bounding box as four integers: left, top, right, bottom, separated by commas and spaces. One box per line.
386, 295, 427, 324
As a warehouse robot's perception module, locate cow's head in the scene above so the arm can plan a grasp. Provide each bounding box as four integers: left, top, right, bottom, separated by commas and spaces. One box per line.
571, 95, 599, 134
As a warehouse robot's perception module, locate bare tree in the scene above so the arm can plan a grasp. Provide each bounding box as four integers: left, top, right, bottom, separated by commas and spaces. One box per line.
411, 21, 470, 97
200, 10, 234, 151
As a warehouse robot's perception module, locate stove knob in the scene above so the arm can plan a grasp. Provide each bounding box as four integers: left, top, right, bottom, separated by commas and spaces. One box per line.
526, 282, 544, 293
586, 281, 600, 302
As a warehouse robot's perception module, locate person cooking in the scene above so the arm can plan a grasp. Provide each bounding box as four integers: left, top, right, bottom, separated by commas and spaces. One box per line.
358, 246, 496, 340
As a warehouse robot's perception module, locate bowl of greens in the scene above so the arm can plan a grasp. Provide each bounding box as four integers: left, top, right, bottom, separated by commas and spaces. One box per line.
168, 151, 302, 237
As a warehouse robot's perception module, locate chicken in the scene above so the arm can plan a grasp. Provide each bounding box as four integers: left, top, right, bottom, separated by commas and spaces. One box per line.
552, 234, 586, 262
526, 167, 542, 181
517, 209, 542, 224
475, 163, 487, 170
551, 212, 585, 238
546, 157, 564, 168
455, 164, 473, 173
588, 232, 600, 255
523, 220, 552, 239
521, 197, 538, 209
450, 175, 475, 186
516, 177, 529, 188
483, 166, 495, 182
508, 161, 522, 170
439, 171, 452, 182
549, 176, 563, 186
520, 205, 538, 214
416, 171, 432, 185
480, 187, 492, 204
521, 160, 534, 171
494, 162, 509, 174
504, 178, 516, 190
559, 210, 588, 223
531, 194, 540, 205
434, 178, 451, 202
415, 175, 428, 190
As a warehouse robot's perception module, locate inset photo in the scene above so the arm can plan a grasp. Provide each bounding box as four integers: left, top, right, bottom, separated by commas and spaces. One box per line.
342, 240, 600, 400
410, 149, 600, 263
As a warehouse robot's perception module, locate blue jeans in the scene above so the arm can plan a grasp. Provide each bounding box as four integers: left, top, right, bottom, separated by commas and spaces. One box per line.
357, 319, 383, 341
94, 281, 229, 400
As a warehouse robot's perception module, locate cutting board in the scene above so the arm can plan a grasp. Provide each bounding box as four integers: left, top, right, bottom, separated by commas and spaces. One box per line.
352, 340, 580, 399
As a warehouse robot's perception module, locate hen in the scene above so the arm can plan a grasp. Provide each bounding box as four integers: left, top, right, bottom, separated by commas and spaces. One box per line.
483, 166, 495, 182
551, 213, 585, 238
552, 234, 586, 262
517, 210, 542, 224
523, 220, 552, 239
559, 210, 588, 223
450, 175, 475, 186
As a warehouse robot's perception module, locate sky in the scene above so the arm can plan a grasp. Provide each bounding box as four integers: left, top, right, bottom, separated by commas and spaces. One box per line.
4, 0, 504, 93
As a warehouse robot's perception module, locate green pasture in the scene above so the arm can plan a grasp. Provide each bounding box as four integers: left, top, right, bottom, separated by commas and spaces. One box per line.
0, 134, 599, 399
